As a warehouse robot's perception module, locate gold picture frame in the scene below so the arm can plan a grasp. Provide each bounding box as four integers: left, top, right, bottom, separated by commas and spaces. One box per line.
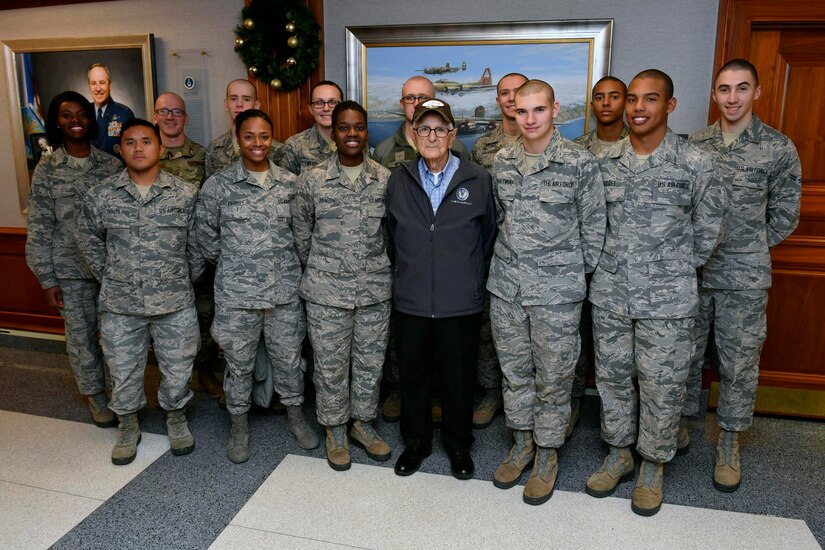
1, 34, 156, 212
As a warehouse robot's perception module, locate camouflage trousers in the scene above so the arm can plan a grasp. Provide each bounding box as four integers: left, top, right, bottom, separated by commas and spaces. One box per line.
211, 300, 306, 416
307, 300, 391, 427
490, 295, 581, 448
476, 293, 502, 389
100, 306, 198, 416
593, 306, 692, 463
194, 264, 218, 366
683, 288, 768, 431
59, 278, 106, 396
572, 298, 594, 398
382, 316, 400, 385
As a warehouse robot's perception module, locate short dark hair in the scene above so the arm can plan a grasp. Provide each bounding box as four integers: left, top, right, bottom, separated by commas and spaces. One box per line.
310, 80, 344, 100
45, 90, 98, 146
632, 69, 674, 99
119, 118, 160, 142
497, 73, 528, 94
592, 76, 627, 97
716, 58, 759, 86
234, 109, 273, 137
331, 100, 367, 126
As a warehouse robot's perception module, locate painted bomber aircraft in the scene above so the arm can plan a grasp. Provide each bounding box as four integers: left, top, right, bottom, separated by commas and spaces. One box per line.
416, 61, 467, 75
432, 68, 496, 96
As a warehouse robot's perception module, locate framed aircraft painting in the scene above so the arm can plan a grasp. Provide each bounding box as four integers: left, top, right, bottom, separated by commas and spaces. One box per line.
345, 20, 613, 149
0, 34, 156, 212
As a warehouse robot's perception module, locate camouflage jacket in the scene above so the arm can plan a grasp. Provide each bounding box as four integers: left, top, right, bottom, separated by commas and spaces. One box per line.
372, 122, 470, 170
573, 125, 630, 156
292, 154, 392, 308
159, 136, 206, 187
26, 146, 121, 288
77, 169, 204, 316
689, 115, 802, 290
590, 130, 725, 319
487, 131, 606, 306
279, 125, 335, 176
472, 125, 517, 171
204, 130, 282, 179
195, 159, 301, 308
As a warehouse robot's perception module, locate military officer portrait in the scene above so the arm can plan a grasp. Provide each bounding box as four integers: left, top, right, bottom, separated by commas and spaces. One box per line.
87, 62, 135, 161
77, 118, 204, 466
292, 100, 393, 472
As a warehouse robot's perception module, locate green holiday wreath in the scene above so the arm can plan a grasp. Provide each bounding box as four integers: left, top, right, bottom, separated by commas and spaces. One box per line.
233, 0, 321, 91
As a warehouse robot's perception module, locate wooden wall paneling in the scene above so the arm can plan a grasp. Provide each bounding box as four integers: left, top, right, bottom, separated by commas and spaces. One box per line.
0, 227, 64, 334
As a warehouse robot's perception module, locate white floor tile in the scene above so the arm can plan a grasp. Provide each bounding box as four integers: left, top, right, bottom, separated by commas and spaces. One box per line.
220, 454, 820, 550
211, 525, 368, 549
0, 410, 168, 500
0, 481, 100, 550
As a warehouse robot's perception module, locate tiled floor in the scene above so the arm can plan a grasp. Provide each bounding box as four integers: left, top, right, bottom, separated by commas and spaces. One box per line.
0, 411, 168, 549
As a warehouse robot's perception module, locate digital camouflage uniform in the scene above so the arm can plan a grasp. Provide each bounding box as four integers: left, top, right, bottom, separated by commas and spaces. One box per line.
471, 125, 518, 390
158, 136, 218, 373
77, 169, 205, 416
487, 131, 606, 448
590, 130, 724, 463
204, 130, 282, 179
573, 125, 630, 157
279, 125, 335, 176
293, 154, 392, 427
195, 159, 305, 416
568, 125, 630, 398
26, 146, 121, 397
683, 115, 801, 430
373, 122, 471, 387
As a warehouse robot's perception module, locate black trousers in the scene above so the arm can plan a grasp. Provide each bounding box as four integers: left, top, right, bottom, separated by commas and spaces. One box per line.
394, 310, 481, 452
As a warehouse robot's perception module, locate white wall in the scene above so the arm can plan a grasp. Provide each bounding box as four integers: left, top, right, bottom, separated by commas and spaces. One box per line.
324, 0, 718, 133
0, 0, 246, 227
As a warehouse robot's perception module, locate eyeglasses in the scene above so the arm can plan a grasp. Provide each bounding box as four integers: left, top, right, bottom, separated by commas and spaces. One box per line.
401, 94, 431, 104
155, 108, 185, 117
414, 126, 454, 138
311, 99, 340, 109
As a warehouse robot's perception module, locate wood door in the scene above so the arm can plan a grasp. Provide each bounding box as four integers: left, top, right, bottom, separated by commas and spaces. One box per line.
709, 0, 825, 417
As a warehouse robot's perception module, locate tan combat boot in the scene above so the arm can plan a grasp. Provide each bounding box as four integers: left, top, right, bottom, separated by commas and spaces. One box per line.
431, 398, 442, 428
523, 446, 558, 505
111, 413, 141, 465
382, 388, 401, 422
227, 413, 249, 464
676, 416, 690, 456
326, 425, 351, 471
714, 429, 741, 492
88, 392, 117, 428
631, 460, 664, 516
493, 429, 535, 489
586, 445, 634, 497
286, 405, 319, 450
350, 420, 391, 461
564, 397, 582, 439
166, 408, 195, 456
472, 388, 503, 429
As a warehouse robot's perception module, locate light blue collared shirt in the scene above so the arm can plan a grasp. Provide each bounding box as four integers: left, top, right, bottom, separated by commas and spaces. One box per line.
418, 153, 459, 215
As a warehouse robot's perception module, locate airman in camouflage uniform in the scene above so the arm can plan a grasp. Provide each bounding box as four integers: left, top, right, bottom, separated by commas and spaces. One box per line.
570, 77, 629, 437
683, 59, 802, 493
26, 135, 121, 427
488, 80, 606, 506
293, 101, 393, 470
154, 92, 223, 399
77, 119, 205, 465
470, 73, 527, 429
586, 70, 725, 516
279, 80, 343, 176
196, 110, 314, 463
205, 79, 281, 179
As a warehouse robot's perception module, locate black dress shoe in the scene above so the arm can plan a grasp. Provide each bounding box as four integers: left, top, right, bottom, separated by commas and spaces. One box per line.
394, 443, 432, 476
447, 449, 474, 480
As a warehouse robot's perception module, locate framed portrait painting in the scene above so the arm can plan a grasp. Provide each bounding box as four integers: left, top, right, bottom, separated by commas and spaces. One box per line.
345, 20, 613, 150
1, 34, 156, 212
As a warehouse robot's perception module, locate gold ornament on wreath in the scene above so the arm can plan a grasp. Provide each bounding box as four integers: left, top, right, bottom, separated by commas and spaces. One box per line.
233, 0, 321, 91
